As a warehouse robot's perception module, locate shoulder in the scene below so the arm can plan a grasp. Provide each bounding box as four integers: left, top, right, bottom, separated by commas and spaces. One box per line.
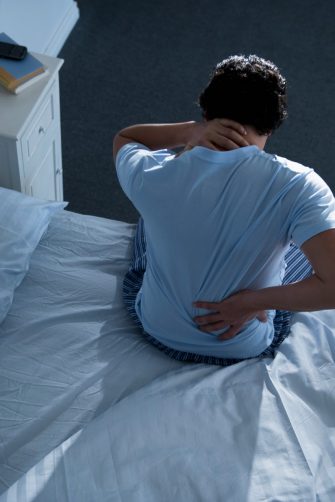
116, 142, 175, 168
262, 152, 312, 176
263, 152, 330, 191
115, 142, 177, 199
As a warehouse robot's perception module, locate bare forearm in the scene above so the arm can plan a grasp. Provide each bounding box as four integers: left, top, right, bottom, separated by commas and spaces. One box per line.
249, 231, 335, 313
115, 122, 197, 151
113, 119, 249, 161
246, 274, 335, 312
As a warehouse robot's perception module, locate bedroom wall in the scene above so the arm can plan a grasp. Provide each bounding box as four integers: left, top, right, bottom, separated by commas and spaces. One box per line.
0, 0, 79, 55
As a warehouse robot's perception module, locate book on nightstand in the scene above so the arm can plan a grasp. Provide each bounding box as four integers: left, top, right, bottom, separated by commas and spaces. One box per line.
0, 32, 48, 94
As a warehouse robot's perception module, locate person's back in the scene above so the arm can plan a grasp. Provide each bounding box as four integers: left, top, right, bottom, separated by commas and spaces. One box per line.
114, 54, 335, 364
124, 141, 327, 358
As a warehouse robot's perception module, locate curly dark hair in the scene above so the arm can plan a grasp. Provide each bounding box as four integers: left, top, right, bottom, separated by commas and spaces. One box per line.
198, 55, 288, 135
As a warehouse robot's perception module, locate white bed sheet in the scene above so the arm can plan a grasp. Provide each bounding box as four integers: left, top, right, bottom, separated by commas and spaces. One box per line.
0, 210, 335, 501
0, 210, 185, 495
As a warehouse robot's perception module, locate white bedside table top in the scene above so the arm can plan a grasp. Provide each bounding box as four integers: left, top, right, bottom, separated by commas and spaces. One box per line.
0, 53, 63, 139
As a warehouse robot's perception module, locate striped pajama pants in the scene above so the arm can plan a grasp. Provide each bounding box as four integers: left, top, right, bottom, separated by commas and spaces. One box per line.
123, 218, 313, 366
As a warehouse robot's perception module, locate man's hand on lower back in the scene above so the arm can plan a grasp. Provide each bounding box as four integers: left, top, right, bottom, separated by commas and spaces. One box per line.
193, 290, 267, 340
185, 118, 249, 152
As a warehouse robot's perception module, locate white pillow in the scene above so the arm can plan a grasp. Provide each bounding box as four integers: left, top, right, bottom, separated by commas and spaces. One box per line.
0, 188, 68, 324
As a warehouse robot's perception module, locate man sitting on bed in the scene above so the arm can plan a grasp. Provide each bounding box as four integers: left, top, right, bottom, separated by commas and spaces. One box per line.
113, 54, 335, 366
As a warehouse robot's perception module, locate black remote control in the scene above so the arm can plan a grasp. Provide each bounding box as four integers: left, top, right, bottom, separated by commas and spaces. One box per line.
0, 41, 27, 60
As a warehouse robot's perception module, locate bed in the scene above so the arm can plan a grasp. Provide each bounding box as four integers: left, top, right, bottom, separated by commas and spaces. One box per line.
0, 188, 334, 501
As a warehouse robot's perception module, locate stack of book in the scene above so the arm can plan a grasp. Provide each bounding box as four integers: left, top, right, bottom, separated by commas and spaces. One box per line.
0, 33, 48, 94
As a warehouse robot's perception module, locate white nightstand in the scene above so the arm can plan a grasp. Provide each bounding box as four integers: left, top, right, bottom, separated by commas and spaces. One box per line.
0, 53, 64, 201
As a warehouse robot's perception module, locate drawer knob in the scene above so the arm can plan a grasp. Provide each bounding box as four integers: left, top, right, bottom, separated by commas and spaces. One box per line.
38, 126, 45, 134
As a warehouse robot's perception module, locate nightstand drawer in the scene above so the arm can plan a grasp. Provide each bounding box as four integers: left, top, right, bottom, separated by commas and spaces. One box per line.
25, 131, 63, 201
22, 121, 61, 183
22, 90, 55, 162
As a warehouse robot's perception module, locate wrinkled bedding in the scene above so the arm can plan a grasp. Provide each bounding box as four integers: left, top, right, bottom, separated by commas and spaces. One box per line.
0, 210, 334, 501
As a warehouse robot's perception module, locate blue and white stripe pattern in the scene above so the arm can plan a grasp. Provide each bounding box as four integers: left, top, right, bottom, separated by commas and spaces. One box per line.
123, 218, 313, 366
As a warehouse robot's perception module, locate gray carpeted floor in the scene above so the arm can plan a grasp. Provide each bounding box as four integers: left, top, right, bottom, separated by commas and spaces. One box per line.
59, 0, 335, 223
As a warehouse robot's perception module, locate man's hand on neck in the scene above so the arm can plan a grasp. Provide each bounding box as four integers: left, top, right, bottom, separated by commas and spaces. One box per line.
184, 119, 249, 152
113, 119, 255, 161
183, 121, 269, 154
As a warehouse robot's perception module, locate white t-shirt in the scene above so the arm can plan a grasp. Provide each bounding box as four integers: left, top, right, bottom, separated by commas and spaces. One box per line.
116, 143, 335, 358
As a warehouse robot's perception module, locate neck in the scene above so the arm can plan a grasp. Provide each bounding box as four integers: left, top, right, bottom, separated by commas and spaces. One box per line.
244, 126, 268, 150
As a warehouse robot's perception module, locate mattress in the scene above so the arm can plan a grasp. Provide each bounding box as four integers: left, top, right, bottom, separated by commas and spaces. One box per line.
0, 209, 334, 501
